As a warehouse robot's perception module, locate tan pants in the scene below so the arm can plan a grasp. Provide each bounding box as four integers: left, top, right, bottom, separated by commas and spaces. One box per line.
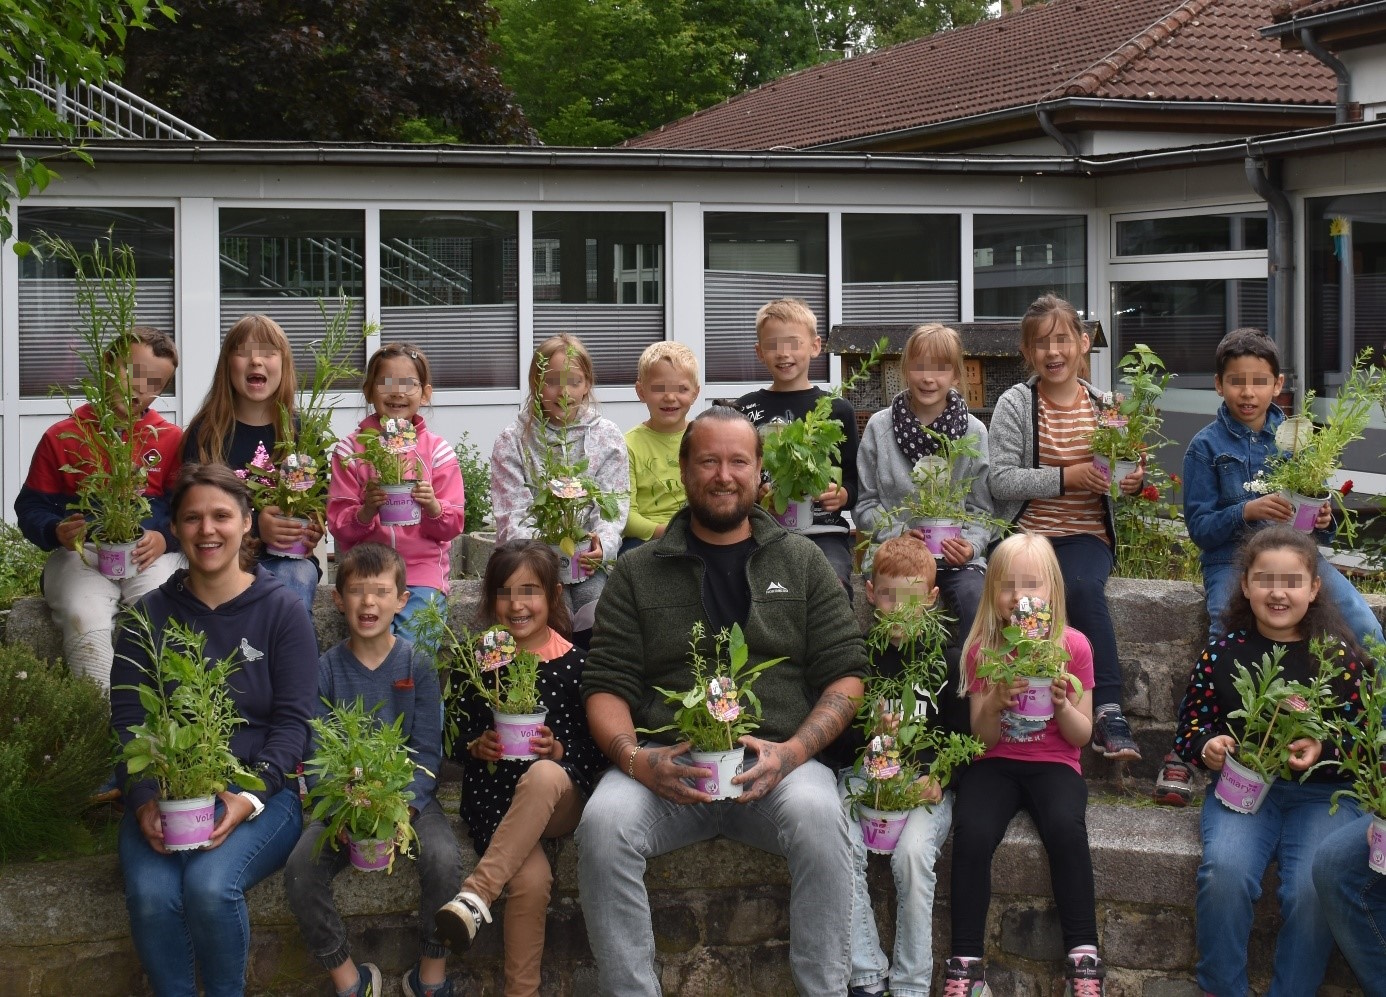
464, 760, 583, 997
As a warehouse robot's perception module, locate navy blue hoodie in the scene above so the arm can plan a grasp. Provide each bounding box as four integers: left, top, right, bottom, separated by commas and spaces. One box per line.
110, 566, 319, 812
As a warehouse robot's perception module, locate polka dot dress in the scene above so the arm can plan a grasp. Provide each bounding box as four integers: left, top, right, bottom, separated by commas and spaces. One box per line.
455, 644, 605, 854
1173, 628, 1365, 778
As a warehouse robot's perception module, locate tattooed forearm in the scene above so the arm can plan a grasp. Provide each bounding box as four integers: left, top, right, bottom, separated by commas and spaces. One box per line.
605, 731, 637, 765
793, 690, 857, 759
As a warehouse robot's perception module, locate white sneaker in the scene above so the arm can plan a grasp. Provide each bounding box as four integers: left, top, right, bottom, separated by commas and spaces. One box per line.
434, 890, 491, 951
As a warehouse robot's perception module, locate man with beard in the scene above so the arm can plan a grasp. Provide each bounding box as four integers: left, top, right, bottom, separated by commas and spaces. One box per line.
577, 405, 868, 995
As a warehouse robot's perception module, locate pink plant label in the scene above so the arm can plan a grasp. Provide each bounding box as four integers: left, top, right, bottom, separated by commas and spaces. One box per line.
687, 749, 742, 799
548, 477, 587, 500
1010, 677, 1055, 721
97, 544, 135, 579
1011, 596, 1052, 640
864, 734, 901, 780
705, 677, 740, 722
1214, 759, 1271, 814
920, 522, 962, 557
1370, 820, 1386, 876
380, 418, 418, 455
859, 810, 909, 854
555, 541, 593, 584
348, 836, 393, 871
1289, 494, 1322, 532
379, 486, 421, 525
772, 499, 811, 530
494, 712, 546, 760
282, 453, 316, 492
478, 630, 517, 672
160, 800, 215, 849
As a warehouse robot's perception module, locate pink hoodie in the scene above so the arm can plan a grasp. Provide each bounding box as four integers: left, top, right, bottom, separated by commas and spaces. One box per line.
327, 413, 466, 592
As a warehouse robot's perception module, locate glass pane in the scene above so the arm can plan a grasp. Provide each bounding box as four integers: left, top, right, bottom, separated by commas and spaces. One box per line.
842, 214, 959, 283
1116, 211, 1268, 256
220, 208, 364, 299
1307, 193, 1386, 398
704, 212, 828, 382
532, 211, 664, 305
18, 206, 176, 397
1111, 278, 1267, 380
973, 215, 1086, 319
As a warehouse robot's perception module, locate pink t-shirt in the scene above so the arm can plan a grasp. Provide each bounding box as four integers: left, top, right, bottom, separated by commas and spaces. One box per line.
966, 627, 1095, 774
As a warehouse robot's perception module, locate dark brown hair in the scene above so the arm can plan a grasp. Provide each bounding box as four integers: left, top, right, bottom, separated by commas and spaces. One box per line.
1214, 327, 1281, 378
478, 539, 571, 639
336, 542, 406, 594
168, 462, 255, 572
363, 342, 432, 404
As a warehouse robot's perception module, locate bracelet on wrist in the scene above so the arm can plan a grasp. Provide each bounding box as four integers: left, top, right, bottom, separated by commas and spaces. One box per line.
626, 745, 640, 779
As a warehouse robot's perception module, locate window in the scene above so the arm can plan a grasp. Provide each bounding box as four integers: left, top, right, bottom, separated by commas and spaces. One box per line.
219, 208, 367, 384
704, 212, 828, 383
973, 215, 1086, 318
380, 210, 519, 389
1307, 193, 1386, 397
1116, 211, 1267, 257
18, 206, 175, 397
1111, 279, 1267, 381
532, 211, 664, 386
841, 213, 960, 323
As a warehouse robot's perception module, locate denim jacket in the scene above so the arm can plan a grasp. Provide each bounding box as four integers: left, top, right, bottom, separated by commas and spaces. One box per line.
1184, 401, 1295, 567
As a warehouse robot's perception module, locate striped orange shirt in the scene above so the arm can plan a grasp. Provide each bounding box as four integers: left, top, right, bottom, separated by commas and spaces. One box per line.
1018, 391, 1108, 541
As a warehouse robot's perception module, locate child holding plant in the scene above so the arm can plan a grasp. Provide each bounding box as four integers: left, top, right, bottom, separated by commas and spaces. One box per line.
284, 543, 461, 997
946, 532, 1104, 997
16, 325, 183, 688
735, 297, 858, 589
987, 293, 1143, 761
328, 343, 466, 633
109, 463, 318, 997
856, 323, 995, 659
437, 539, 604, 997
183, 314, 323, 613
490, 334, 628, 626
836, 536, 973, 997
1172, 525, 1368, 997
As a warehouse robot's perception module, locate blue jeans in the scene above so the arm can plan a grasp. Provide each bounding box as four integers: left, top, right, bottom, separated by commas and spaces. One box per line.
1202, 555, 1383, 646
1051, 534, 1122, 709
839, 770, 952, 997
261, 554, 320, 617
1197, 777, 1361, 997
118, 788, 302, 997
1313, 814, 1386, 997
576, 758, 851, 996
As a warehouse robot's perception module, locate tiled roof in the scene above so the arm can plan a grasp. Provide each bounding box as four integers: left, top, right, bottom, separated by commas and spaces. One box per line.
627, 0, 1335, 151
1277, 0, 1374, 17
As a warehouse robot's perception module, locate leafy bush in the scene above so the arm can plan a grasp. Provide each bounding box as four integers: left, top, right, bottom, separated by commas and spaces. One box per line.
1112, 464, 1200, 582
0, 646, 113, 861
0, 521, 46, 609
455, 431, 492, 534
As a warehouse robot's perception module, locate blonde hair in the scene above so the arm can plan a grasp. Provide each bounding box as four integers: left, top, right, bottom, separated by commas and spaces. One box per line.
522, 334, 597, 431
901, 324, 965, 383
755, 298, 818, 339
186, 315, 296, 466
1019, 294, 1090, 381
871, 535, 937, 584
960, 532, 1068, 693
637, 341, 700, 389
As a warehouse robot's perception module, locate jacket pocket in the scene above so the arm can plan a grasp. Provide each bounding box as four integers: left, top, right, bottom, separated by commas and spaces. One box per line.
1213, 454, 1252, 506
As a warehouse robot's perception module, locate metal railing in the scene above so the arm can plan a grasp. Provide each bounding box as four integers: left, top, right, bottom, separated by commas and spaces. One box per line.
21, 57, 214, 141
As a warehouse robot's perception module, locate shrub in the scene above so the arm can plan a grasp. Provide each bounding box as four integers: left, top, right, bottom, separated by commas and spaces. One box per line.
455, 430, 492, 534
0, 521, 45, 610
0, 646, 112, 861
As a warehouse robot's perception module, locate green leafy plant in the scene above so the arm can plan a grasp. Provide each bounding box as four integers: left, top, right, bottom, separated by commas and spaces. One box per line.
116, 611, 265, 801
421, 616, 545, 719
455, 430, 493, 533
1328, 637, 1386, 818
973, 597, 1082, 700
0, 646, 113, 861
1225, 640, 1337, 781
40, 234, 158, 548
1254, 350, 1386, 508
244, 295, 364, 521
1090, 343, 1172, 468
760, 338, 888, 515
302, 696, 425, 870
873, 428, 1011, 540
0, 521, 47, 609
644, 622, 785, 752
522, 351, 624, 549
1113, 464, 1200, 581
405, 596, 468, 755
351, 419, 422, 485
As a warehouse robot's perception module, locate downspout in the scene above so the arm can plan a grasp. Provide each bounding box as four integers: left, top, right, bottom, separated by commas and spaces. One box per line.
1036, 108, 1080, 157
1298, 26, 1351, 124
1244, 155, 1296, 397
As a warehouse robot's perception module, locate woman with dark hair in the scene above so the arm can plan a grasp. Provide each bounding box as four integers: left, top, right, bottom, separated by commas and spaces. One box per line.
109, 462, 319, 997
436, 539, 603, 997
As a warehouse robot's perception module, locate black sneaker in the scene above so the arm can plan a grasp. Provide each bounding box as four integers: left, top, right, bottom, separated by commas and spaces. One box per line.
941, 957, 992, 997
350, 963, 382, 997
847, 985, 890, 997
1091, 708, 1142, 761
1064, 954, 1107, 997
1152, 751, 1193, 806
434, 889, 491, 951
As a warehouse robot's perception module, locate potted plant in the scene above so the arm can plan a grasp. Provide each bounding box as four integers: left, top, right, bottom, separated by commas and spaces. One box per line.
1328, 638, 1386, 874
243, 296, 363, 558
847, 606, 985, 853
522, 352, 624, 583
1090, 343, 1172, 496
1215, 641, 1335, 815
759, 339, 888, 530
876, 428, 1009, 558
450, 625, 546, 761
302, 696, 426, 873
973, 596, 1081, 722
350, 418, 424, 526
116, 610, 265, 851
41, 235, 161, 579
1247, 350, 1386, 537
644, 622, 785, 800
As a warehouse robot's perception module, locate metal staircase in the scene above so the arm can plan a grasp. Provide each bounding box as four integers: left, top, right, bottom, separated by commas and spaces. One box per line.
21, 57, 214, 141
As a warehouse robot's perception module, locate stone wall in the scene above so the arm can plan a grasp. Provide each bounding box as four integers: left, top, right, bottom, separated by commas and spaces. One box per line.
1, 568, 1380, 996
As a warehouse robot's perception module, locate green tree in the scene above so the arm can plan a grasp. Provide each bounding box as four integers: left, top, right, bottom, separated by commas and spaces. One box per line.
0, 0, 176, 242
121, 0, 535, 143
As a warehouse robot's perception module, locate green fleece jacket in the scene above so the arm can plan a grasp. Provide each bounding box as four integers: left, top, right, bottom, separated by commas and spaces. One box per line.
583, 506, 868, 745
